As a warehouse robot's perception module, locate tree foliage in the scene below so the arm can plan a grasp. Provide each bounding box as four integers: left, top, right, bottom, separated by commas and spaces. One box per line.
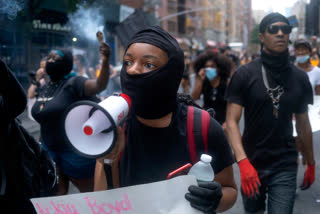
250, 24, 260, 44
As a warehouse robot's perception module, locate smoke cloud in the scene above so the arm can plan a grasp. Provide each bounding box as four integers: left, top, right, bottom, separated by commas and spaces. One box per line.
68, 5, 105, 41
0, 0, 25, 20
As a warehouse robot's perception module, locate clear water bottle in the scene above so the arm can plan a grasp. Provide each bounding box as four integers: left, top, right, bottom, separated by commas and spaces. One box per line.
188, 154, 215, 181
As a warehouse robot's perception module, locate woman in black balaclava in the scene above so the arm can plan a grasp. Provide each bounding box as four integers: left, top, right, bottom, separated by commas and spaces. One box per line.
32, 43, 111, 195
94, 26, 237, 213
120, 26, 185, 119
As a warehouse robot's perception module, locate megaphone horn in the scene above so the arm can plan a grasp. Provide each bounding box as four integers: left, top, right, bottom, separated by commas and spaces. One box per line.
64, 93, 131, 158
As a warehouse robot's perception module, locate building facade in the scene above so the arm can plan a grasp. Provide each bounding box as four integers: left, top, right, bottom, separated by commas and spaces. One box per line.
201, 0, 226, 45
226, 0, 252, 46
0, 1, 74, 88
290, 0, 307, 40
305, 0, 320, 36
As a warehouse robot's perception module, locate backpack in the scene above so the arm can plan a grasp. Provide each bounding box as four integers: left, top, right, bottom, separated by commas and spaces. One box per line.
8, 119, 57, 198
177, 93, 213, 164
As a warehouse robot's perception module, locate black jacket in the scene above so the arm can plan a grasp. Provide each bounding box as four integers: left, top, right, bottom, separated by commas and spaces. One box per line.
0, 59, 32, 212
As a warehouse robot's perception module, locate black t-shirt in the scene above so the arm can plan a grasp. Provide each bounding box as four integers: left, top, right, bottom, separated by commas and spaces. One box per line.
31, 76, 98, 151
202, 78, 228, 124
119, 103, 235, 187
225, 58, 313, 171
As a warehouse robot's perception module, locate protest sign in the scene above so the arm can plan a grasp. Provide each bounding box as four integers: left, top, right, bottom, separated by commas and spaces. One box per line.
31, 175, 202, 214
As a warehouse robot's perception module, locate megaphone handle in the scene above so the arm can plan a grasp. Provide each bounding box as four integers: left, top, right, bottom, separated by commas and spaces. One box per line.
87, 103, 116, 134
89, 107, 97, 117
102, 163, 112, 188
111, 160, 120, 188
101, 127, 113, 134
102, 161, 120, 189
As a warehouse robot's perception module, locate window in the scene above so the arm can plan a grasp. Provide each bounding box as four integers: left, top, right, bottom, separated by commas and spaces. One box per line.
168, 20, 176, 33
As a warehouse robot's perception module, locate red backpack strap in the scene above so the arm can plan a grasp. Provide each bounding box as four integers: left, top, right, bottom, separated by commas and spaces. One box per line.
187, 106, 198, 164
201, 109, 210, 153
187, 106, 210, 164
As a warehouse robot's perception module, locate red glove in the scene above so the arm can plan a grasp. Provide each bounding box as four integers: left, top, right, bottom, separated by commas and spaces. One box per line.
301, 163, 315, 190
238, 158, 261, 198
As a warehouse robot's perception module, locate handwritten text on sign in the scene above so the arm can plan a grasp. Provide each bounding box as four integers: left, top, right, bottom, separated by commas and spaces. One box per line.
31, 175, 202, 214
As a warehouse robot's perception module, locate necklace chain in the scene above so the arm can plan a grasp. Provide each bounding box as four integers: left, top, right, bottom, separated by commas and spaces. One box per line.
261, 65, 284, 119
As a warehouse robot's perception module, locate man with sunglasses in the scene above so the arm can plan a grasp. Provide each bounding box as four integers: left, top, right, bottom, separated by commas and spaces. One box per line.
225, 12, 315, 214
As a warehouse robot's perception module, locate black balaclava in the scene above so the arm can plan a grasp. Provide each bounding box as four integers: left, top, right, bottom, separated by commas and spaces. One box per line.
259, 12, 291, 86
46, 49, 73, 82
120, 26, 184, 119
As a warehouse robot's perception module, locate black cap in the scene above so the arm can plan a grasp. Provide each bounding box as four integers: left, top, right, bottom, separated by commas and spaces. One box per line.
294, 39, 312, 52
259, 12, 290, 33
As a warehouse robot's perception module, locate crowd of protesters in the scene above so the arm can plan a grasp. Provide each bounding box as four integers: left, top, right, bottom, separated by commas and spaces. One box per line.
1, 11, 320, 214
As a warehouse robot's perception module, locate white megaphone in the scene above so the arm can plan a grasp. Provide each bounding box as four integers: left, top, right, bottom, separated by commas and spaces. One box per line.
64, 93, 131, 158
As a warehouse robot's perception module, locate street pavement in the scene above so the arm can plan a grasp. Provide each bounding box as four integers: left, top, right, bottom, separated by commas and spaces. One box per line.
19, 107, 320, 213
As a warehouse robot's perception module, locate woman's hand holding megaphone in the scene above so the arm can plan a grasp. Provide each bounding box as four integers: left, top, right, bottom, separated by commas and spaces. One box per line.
97, 126, 125, 164
95, 126, 125, 190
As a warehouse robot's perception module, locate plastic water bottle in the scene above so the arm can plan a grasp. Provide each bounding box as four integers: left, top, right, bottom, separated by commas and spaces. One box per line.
188, 154, 214, 181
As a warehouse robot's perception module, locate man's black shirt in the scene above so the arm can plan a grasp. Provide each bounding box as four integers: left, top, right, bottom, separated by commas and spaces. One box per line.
225, 58, 313, 171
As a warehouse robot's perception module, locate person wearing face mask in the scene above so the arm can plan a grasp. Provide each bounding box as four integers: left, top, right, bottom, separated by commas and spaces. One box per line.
94, 26, 237, 214
293, 39, 320, 178
191, 51, 232, 127
294, 39, 320, 95
31, 43, 111, 196
225, 13, 315, 214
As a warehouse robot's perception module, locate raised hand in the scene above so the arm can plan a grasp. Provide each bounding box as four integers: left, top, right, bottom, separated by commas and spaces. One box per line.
99, 42, 111, 62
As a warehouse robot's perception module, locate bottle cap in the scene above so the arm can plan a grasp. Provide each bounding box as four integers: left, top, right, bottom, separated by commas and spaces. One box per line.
200, 154, 212, 163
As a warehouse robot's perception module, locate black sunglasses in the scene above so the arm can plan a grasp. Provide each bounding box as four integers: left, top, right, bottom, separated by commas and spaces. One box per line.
267, 25, 292, 34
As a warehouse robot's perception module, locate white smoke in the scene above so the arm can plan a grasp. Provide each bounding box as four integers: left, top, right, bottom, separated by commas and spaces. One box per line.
0, 0, 25, 20
68, 5, 105, 41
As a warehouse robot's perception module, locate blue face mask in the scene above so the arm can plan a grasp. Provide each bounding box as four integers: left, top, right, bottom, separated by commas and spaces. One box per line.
73, 65, 77, 72
205, 67, 217, 80
296, 55, 310, 64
